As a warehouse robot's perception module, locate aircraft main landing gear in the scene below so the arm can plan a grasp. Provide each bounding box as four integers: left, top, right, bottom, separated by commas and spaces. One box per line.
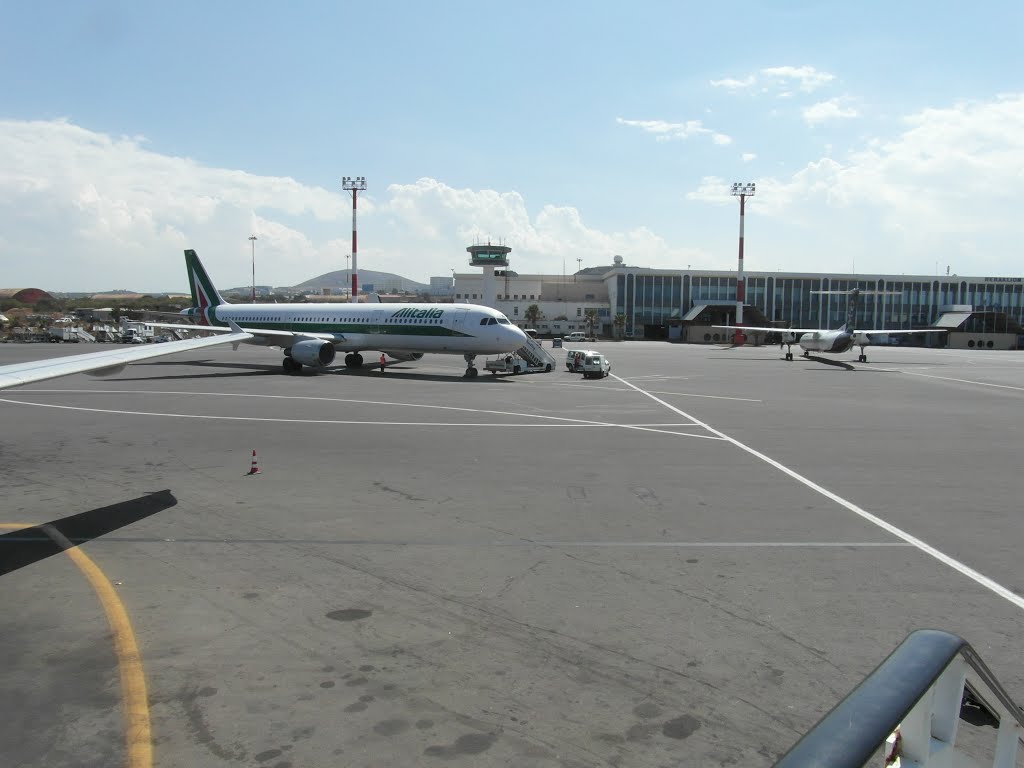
344, 353, 364, 368
463, 353, 479, 378
282, 356, 302, 373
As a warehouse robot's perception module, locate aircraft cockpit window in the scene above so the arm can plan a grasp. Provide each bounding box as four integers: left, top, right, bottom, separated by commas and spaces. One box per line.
496, 318, 510, 324
479, 318, 488, 325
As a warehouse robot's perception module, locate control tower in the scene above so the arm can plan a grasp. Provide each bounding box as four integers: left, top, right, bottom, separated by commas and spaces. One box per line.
467, 241, 511, 307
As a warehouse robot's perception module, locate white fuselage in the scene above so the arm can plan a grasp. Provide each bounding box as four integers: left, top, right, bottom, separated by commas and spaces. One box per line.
796, 330, 856, 355
184, 302, 527, 356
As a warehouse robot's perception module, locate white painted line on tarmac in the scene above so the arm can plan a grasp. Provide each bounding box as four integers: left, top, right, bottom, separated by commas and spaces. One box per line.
899, 371, 1024, 392
645, 389, 762, 403
0, 394, 727, 440
541, 382, 763, 402
610, 373, 1024, 613
626, 375, 692, 382
532, 541, 913, 548
52, 536, 911, 548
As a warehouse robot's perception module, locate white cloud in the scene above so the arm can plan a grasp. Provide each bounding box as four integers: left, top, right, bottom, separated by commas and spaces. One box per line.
3, 94, 1021, 293
687, 94, 1024, 275
802, 98, 859, 125
711, 65, 836, 96
742, 153, 757, 163
709, 75, 756, 90
0, 119, 717, 290
685, 176, 732, 205
0, 118, 355, 290
381, 178, 711, 274
760, 66, 835, 93
616, 117, 731, 145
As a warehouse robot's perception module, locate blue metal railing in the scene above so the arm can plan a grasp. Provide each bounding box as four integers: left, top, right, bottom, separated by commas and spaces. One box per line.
774, 629, 1023, 768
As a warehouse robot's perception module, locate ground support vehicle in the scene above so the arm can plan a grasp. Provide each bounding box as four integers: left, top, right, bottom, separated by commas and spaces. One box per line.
47, 327, 80, 343
484, 353, 551, 375
577, 352, 611, 379
565, 348, 602, 371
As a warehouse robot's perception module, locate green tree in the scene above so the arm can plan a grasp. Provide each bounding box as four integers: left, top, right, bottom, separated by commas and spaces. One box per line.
584, 309, 599, 339
524, 304, 542, 326
613, 313, 626, 339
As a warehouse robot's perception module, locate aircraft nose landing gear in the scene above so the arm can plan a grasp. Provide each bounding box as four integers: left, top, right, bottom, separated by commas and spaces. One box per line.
463, 353, 479, 378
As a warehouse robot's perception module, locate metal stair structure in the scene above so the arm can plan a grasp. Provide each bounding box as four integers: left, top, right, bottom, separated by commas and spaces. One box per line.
73, 327, 97, 342
516, 337, 557, 372
775, 629, 1022, 767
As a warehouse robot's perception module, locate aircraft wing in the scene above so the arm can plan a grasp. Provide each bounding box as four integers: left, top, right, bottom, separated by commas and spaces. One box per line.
147, 322, 339, 343
853, 328, 949, 335
0, 330, 252, 391
712, 325, 822, 334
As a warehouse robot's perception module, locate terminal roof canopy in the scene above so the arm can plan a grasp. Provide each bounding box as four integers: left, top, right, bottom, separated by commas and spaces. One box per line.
933, 311, 973, 329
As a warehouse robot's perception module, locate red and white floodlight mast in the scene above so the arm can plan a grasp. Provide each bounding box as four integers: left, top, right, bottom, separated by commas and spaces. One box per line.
248, 235, 258, 303
342, 176, 367, 302
730, 182, 755, 345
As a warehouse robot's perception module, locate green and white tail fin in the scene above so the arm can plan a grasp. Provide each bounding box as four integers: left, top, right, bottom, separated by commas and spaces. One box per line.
184, 249, 227, 312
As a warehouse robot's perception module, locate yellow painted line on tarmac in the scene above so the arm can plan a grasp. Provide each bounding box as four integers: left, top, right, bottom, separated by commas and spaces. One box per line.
0, 523, 152, 768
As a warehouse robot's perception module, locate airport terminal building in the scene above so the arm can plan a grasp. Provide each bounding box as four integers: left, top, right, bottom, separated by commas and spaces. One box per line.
450, 252, 1023, 349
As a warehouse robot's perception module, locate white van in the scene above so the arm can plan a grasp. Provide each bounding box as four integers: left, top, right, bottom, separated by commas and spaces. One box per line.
565, 332, 587, 342
565, 348, 608, 374
579, 353, 611, 379
565, 348, 596, 371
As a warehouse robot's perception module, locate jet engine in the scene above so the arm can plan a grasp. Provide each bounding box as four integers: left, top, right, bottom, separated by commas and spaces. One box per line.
381, 351, 424, 362
290, 340, 336, 369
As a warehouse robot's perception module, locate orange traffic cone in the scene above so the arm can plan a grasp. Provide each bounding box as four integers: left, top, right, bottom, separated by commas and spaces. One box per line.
247, 449, 261, 475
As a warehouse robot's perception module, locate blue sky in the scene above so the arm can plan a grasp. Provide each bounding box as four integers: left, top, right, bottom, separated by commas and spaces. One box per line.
1, 1, 1021, 291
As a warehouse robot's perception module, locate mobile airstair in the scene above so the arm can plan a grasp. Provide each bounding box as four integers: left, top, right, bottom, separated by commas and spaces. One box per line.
775, 629, 1022, 767
483, 337, 557, 376
73, 327, 97, 342
516, 337, 557, 372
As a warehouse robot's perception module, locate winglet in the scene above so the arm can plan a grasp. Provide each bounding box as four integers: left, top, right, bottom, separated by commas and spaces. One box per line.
227, 319, 247, 350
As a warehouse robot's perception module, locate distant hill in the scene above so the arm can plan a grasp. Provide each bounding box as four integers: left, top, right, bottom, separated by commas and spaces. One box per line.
293, 268, 429, 293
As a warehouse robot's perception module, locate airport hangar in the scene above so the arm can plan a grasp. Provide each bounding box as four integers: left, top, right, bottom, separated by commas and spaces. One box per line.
449, 247, 1024, 350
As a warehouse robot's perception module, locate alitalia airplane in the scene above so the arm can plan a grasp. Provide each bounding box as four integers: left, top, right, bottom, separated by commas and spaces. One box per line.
160, 249, 529, 377
715, 289, 948, 363
0, 249, 530, 390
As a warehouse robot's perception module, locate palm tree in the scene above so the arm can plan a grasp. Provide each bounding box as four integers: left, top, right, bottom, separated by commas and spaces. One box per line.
613, 313, 626, 340
584, 309, 599, 339
524, 304, 542, 327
